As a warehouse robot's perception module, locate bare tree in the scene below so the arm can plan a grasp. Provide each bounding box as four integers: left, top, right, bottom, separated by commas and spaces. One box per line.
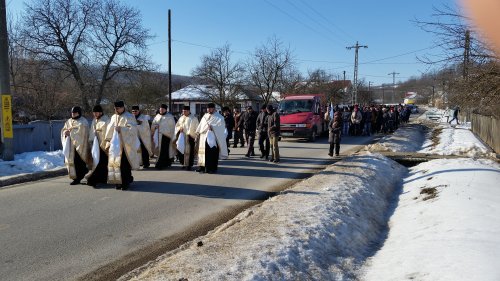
247, 36, 295, 105
90, 0, 152, 105
415, 4, 499, 117
191, 43, 245, 107
12, 59, 74, 120
288, 69, 347, 105
122, 70, 168, 110
18, 0, 152, 111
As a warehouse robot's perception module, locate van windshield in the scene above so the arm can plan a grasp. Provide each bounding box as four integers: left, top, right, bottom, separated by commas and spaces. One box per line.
279, 100, 313, 114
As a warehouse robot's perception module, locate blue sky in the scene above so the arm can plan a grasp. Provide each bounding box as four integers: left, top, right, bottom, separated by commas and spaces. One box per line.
8, 0, 461, 86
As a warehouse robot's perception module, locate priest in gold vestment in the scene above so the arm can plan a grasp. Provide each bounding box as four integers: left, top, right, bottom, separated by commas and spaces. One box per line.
151, 104, 176, 170
174, 105, 199, 170
61, 106, 92, 185
195, 103, 228, 174
131, 105, 153, 168
86, 105, 110, 188
105, 101, 141, 190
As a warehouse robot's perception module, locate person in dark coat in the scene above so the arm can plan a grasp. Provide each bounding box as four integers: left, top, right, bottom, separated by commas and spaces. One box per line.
267, 104, 280, 163
256, 105, 270, 159
328, 111, 342, 157
222, 106, 234, 154
241, 106, 258, 157
449, 106, 460, 125
233, 107, 245, 147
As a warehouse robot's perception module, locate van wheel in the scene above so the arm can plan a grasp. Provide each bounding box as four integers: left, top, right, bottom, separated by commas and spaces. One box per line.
309, 128, 317, 142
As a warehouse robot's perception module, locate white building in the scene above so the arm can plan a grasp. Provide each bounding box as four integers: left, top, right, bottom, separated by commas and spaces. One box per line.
168, 85, 263, 117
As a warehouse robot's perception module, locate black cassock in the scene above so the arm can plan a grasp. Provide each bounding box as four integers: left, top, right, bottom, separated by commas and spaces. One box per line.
73, 148, 89, 181
155, 135, 172, 169
203, 139, 219, 173
87, 148, 108, 185
139, 140, 150, 168
178, 135, 196, 168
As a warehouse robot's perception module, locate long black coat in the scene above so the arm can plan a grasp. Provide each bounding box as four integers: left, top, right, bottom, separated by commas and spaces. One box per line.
240, 110, 258, 132
328, 112, 342, 143
224, 114, 235, 139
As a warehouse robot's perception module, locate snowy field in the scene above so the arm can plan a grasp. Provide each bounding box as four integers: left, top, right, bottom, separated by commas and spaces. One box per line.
1, 110, 499, 280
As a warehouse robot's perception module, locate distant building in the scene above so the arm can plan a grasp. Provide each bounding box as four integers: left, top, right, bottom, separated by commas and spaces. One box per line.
168, 85, 263, 117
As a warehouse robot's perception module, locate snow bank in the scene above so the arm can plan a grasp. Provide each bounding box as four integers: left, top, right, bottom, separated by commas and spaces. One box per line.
419, 124, 492, 158
362, 158, 500, 281
365, 124, 426, 153
120, 154, 407, 281
0, 150, 64, 177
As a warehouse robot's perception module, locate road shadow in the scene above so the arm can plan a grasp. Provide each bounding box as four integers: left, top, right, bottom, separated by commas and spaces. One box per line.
220, 159, 320, 170
223, 156, 333, 166
129, 180, 274, 200
215, 166, 314, 179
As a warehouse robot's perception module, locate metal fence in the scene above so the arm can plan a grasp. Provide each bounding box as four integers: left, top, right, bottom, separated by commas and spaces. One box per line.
461, 112, 500, 154
13, 120, 66, 154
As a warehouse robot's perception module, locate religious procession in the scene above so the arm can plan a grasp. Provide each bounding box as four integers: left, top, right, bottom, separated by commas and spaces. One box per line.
60, 101, 281, 190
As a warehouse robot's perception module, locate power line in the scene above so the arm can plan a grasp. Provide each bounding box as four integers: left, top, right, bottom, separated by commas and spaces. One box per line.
262, 0, 334, 44
297, 0, 356, 42
155, 39, 435, 82
284, 0, 349, 45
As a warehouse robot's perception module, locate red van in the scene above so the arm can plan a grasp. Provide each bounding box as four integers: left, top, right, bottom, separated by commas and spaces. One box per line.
278, 95, 327, 142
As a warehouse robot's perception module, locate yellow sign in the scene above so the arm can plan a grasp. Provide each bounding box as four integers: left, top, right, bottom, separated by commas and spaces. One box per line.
2, 95, 13, 138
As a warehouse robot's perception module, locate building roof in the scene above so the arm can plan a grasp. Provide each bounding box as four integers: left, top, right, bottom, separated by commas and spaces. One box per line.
169, 84, 262, 101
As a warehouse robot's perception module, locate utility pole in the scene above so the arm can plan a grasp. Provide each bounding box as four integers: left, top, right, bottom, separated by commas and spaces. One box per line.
368, 81, 373, 104
0, 0, 13, 160
382, 85, 385, 105
346, 41, 367, 105
342, 70, 346, 103
168, 9, 172, 110
388, 71, 399, 104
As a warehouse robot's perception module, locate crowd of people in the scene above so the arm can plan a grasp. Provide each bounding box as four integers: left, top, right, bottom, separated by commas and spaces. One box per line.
60, 101, 280, 190
60, 100, 417, 190
327, 103, 413, 137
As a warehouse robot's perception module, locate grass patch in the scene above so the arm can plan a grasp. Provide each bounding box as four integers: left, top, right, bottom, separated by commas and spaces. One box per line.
430, 127, 443, 148
420, 187, 438, 201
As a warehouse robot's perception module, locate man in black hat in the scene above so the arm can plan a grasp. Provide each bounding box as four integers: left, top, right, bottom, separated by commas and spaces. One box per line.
86, 105, 110, 187
105, 101, 140, 190
175, 105, 199, 170
195, 103, 228, 173
240, 105, 258, 157
256, 104, 270, 160
131, 105, 153, 168
151, 103, 176, 169
61, 106, 92, 185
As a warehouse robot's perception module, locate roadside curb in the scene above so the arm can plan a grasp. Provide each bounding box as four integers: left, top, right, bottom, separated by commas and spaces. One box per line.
0, 167, 67, 188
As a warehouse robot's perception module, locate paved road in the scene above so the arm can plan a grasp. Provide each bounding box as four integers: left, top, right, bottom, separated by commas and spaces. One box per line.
0, 135, 373, 281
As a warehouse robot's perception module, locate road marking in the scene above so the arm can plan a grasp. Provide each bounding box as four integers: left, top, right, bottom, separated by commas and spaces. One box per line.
0, 224, 10, 231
